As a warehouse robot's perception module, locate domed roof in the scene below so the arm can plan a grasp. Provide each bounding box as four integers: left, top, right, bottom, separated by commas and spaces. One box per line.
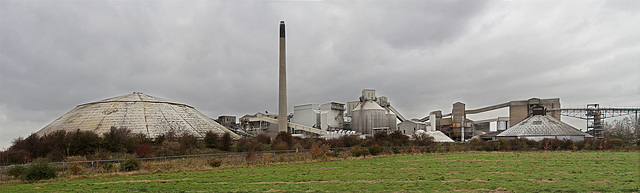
36, 92, 240, 139
497, 115, 592, 138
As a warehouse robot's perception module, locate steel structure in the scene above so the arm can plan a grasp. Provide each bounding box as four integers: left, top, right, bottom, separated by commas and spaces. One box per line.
547, 104, 640, 139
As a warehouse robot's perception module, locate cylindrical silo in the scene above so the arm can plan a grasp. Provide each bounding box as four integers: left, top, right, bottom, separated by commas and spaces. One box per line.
352, 101, 387, 135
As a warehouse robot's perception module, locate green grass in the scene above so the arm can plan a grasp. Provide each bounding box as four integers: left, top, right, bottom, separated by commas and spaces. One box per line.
1, 151, 638, 192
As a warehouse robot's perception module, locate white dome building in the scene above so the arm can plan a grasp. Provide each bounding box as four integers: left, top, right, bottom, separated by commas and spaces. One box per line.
36, 92, 240, 139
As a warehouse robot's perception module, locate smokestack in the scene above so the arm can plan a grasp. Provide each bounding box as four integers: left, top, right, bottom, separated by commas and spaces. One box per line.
278, 21, 287, 133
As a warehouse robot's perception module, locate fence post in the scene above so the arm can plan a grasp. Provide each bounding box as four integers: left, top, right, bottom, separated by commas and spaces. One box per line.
91, 161, 94, 174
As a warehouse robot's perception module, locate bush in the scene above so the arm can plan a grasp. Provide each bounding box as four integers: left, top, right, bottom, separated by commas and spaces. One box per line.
255, 134, 271, 145
24, 162, 57, 182
274, 132, 294, 149
340, 135, 362, 147
7, 165, 26, 179
412, 133, 435, 147
143, 162, 153, 170
368, 145, 383, 156
310, 144, 332, 160
204, 131, 219, 149
104, 127, 133, 153
208, 158, 222, 167
69, 163, 84, 175
220, 133, 233, 151
120, 159, 140, 172
1, 149, 32, 165
350, 146, 369, 157
156, 141, 181, 156
135, 143, 155, 158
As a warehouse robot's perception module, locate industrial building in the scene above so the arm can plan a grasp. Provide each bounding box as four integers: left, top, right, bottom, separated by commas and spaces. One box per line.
349, 89, 399, 136
397, 120, 427, 135
36, 92, 240, 139
496, 105, 593, 141
419, 98, 563, 141
290, 102, 345, 132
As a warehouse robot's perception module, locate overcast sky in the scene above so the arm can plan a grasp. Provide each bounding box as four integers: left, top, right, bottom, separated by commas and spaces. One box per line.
1, 0, 639, 149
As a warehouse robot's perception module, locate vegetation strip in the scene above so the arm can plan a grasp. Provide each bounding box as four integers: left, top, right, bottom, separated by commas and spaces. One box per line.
0, 151, 637, 192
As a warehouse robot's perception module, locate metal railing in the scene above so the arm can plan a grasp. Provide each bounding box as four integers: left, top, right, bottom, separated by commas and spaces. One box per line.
0, 145, 450, 180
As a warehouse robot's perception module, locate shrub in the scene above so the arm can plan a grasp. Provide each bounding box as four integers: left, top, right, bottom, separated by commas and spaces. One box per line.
609, 139, 624, 148
69, 163, 84, 175
102, 163, 114, 171
103, 127, 133, 153
220, 133, 233, 151
47, 148, 65, 162
120, 159, 140, 172
324, 138, 344, 148
135, 143, 155, 158
24, 162, 57, 182
368, 145, 383, 156
236, 137, 260, 152
274, 132, 294, 149
350, 146, 369, 157
310, 144, 331, 160
208, 158, 222, 167
389, 131, 410, 146
7, 165, 26, 179
412, 133, 435, 147
255, 134, 271, 145
204, 131, 219, 149
1, 149, 32, 165
156, 141, 181, 156
179, 132, 199, 152
143, 162, 153, 170
374, 131, 392, 146
340, 135, 362, 147
271, 140, 289, 151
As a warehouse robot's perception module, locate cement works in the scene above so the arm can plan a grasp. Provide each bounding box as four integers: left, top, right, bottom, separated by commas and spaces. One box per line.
34, 21, 639, 143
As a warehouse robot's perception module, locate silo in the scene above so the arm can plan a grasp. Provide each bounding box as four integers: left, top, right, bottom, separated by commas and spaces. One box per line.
352, 100, 387, 134
387, 113, 397, 130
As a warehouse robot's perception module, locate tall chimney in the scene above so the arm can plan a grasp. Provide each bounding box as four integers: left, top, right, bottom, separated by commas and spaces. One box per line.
278, 21, 287, 133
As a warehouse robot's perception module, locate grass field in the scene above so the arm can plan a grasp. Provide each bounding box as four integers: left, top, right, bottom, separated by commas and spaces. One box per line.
1, 151, 638, 192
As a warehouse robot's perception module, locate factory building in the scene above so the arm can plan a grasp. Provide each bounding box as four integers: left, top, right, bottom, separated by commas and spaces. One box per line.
496, 105, 593, 141
239, 112, 279, 135
290, 102, 345, 132
216, 116, 238, 129
397, 120, 427, 135
36, 92, 240, 139
349, 89, 398, 135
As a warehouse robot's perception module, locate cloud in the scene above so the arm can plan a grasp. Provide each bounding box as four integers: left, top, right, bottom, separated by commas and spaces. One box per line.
1, 0, 639, 149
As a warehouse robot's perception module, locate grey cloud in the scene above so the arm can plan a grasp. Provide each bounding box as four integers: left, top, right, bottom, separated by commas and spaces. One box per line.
1, 0, 639, 149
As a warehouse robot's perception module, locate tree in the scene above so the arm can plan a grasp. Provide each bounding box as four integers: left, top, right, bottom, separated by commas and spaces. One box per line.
604, 117, 639, 145
204, 131, 219, 149
220, 132, 232, 151
274, 131, 293, 149
103, 127, 132, 153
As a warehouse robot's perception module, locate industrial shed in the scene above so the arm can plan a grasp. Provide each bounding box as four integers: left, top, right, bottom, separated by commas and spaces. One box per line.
36, 92, 240, 139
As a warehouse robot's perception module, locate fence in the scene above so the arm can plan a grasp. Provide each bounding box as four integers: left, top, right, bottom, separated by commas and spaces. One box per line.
0, 145, 450, 181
